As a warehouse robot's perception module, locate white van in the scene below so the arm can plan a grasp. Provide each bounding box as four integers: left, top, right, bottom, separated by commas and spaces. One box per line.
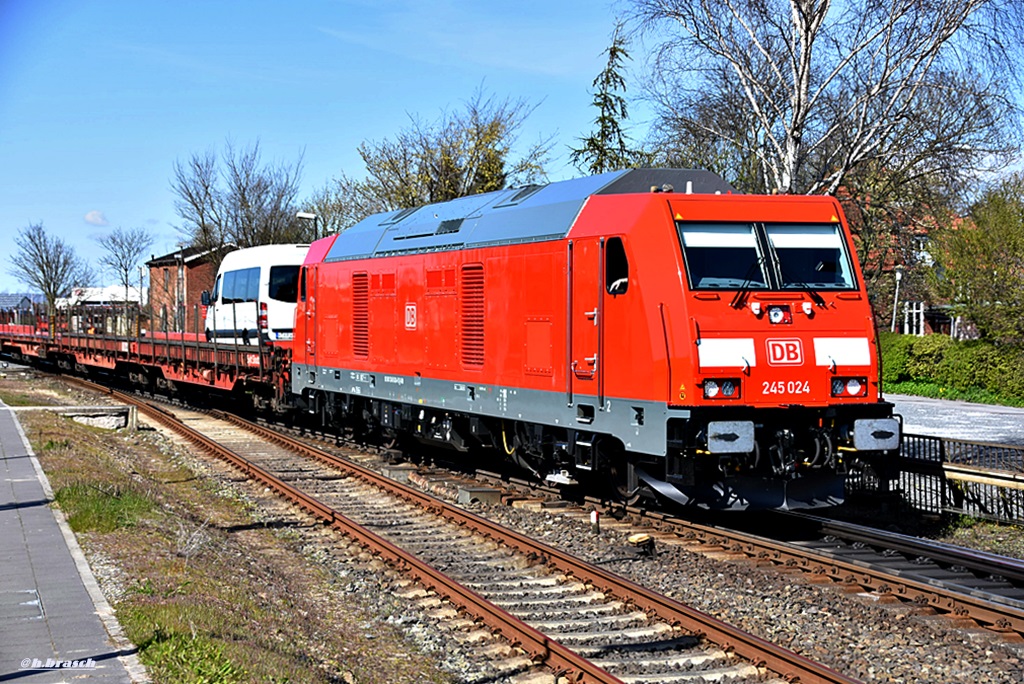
202, 244, 309, 345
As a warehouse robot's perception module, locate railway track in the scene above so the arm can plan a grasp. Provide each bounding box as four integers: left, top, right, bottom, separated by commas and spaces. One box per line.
65, 376, 857, 684
590, 498, 1024, 641
470, 479, 1024, 642
482, 479, 1024, 642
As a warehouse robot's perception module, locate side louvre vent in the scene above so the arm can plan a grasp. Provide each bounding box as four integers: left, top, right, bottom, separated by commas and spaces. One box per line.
353, 272, 369, 358
460, 264, 485, 368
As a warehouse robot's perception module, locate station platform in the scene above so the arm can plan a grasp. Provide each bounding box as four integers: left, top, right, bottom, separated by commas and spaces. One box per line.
888, 393, 1024, 446
0, 400, 143, 682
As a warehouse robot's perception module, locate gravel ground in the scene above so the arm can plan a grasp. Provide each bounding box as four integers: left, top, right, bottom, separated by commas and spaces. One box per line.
157, 415, 1024, 683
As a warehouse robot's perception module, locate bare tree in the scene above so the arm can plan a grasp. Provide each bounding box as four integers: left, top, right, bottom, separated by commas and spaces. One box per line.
222, 141, 305, 246
97, 226, 154, 333
634, 0, 1023, 195
348, 89, 552, 215
8, 223, 93, 335
171, 148, 224, 254
299, 176, 386, 238
171, 140, 306, 266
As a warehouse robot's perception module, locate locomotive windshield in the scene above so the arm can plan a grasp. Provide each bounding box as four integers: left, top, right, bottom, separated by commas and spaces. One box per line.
766, 224, 855, 289
678, 223, 768, 289
677, 221, 856, 291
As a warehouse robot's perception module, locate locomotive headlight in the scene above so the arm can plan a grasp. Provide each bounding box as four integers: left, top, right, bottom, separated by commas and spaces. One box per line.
703, 378, 740, 399
767, 305, 793, 324
831, 377, 868, 397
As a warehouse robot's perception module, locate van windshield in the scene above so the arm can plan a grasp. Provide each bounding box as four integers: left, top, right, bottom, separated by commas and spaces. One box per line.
269, 265, 300, 302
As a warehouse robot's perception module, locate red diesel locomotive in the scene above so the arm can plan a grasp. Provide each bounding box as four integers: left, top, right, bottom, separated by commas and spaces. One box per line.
292, 169, 900, 510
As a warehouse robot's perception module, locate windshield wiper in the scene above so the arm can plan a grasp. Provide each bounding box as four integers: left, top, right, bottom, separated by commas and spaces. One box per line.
730, 257, 768, 309
776, 263, 827, 308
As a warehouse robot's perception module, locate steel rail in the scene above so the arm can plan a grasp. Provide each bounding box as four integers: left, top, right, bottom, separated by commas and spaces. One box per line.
632, 510, 1024, 639
791, 511, 1024, 586
219, 412, 860, 684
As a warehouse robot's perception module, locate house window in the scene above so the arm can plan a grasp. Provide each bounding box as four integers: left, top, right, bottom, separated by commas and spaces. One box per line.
903, 301, 925, 336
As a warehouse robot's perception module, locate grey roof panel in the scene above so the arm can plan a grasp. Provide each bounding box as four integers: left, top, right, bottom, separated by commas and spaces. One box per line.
595, 168, 736, 195
322, 169, 733, 262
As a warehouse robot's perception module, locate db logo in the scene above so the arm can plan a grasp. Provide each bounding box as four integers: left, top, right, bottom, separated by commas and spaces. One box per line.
405, 303, 417, 330
766, 339, 803, 365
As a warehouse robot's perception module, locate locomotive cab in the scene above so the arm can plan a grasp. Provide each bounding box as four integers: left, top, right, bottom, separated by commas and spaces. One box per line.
659, 199, 901, 508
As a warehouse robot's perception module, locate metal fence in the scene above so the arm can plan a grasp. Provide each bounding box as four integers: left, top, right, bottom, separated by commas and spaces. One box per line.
849, 433, 1024, 525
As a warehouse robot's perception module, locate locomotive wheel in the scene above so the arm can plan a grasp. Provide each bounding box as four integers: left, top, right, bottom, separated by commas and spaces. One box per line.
608, 452, 642, 506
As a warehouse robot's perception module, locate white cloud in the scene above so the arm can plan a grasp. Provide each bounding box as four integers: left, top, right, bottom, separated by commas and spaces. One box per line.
85, 210, 109, 226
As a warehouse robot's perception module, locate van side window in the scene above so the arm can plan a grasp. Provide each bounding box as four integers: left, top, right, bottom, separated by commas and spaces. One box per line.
222, 272, 236, 303
222, 267, 259, 303
269, 265, 300, 302
244, 267, 259, 301
606, 237, 629, 295
212, 275, 221, 302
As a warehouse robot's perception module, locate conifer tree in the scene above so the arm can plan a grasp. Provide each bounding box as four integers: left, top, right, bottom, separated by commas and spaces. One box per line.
571, 23, 643, 174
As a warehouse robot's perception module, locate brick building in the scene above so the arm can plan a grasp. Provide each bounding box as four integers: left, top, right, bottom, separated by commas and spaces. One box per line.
146, 246, 223, 334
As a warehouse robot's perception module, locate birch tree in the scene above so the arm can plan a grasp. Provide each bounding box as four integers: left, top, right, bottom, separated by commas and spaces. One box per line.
635, 0, 1022, 195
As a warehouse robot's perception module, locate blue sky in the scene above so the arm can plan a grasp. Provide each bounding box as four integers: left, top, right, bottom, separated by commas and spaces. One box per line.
0, 0, 647, 293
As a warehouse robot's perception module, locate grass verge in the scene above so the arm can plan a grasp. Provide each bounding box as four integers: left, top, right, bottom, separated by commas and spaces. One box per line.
884, 379, 1024, 408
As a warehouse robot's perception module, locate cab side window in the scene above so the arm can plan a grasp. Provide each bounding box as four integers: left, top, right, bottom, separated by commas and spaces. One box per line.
606, 237, 629, 295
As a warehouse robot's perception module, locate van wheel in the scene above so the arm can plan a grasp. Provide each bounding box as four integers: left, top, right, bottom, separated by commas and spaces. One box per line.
204, 329, 212, 342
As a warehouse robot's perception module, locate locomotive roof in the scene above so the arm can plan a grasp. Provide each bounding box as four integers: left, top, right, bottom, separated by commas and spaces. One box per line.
322, 169, 736, 262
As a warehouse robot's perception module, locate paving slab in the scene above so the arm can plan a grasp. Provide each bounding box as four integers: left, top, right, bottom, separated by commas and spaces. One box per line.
888, 393, 1024, 446
0, 400, 146, 683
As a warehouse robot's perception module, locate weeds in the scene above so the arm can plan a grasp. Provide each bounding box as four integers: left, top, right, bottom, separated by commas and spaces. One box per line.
54, 482, 155, 533
130, 622, 245, 684
175, 518, 212, 568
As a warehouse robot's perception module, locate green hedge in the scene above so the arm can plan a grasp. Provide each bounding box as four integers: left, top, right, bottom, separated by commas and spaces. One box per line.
878, 331, 1024, 405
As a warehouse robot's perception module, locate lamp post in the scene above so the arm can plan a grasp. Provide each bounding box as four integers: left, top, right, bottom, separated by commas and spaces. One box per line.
296, 211, 319, 240
890, 266, 904, 333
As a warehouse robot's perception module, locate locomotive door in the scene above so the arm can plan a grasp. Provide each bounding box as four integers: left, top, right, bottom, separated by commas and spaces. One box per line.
568, 238, 604, 409
299, 265, 318, 376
